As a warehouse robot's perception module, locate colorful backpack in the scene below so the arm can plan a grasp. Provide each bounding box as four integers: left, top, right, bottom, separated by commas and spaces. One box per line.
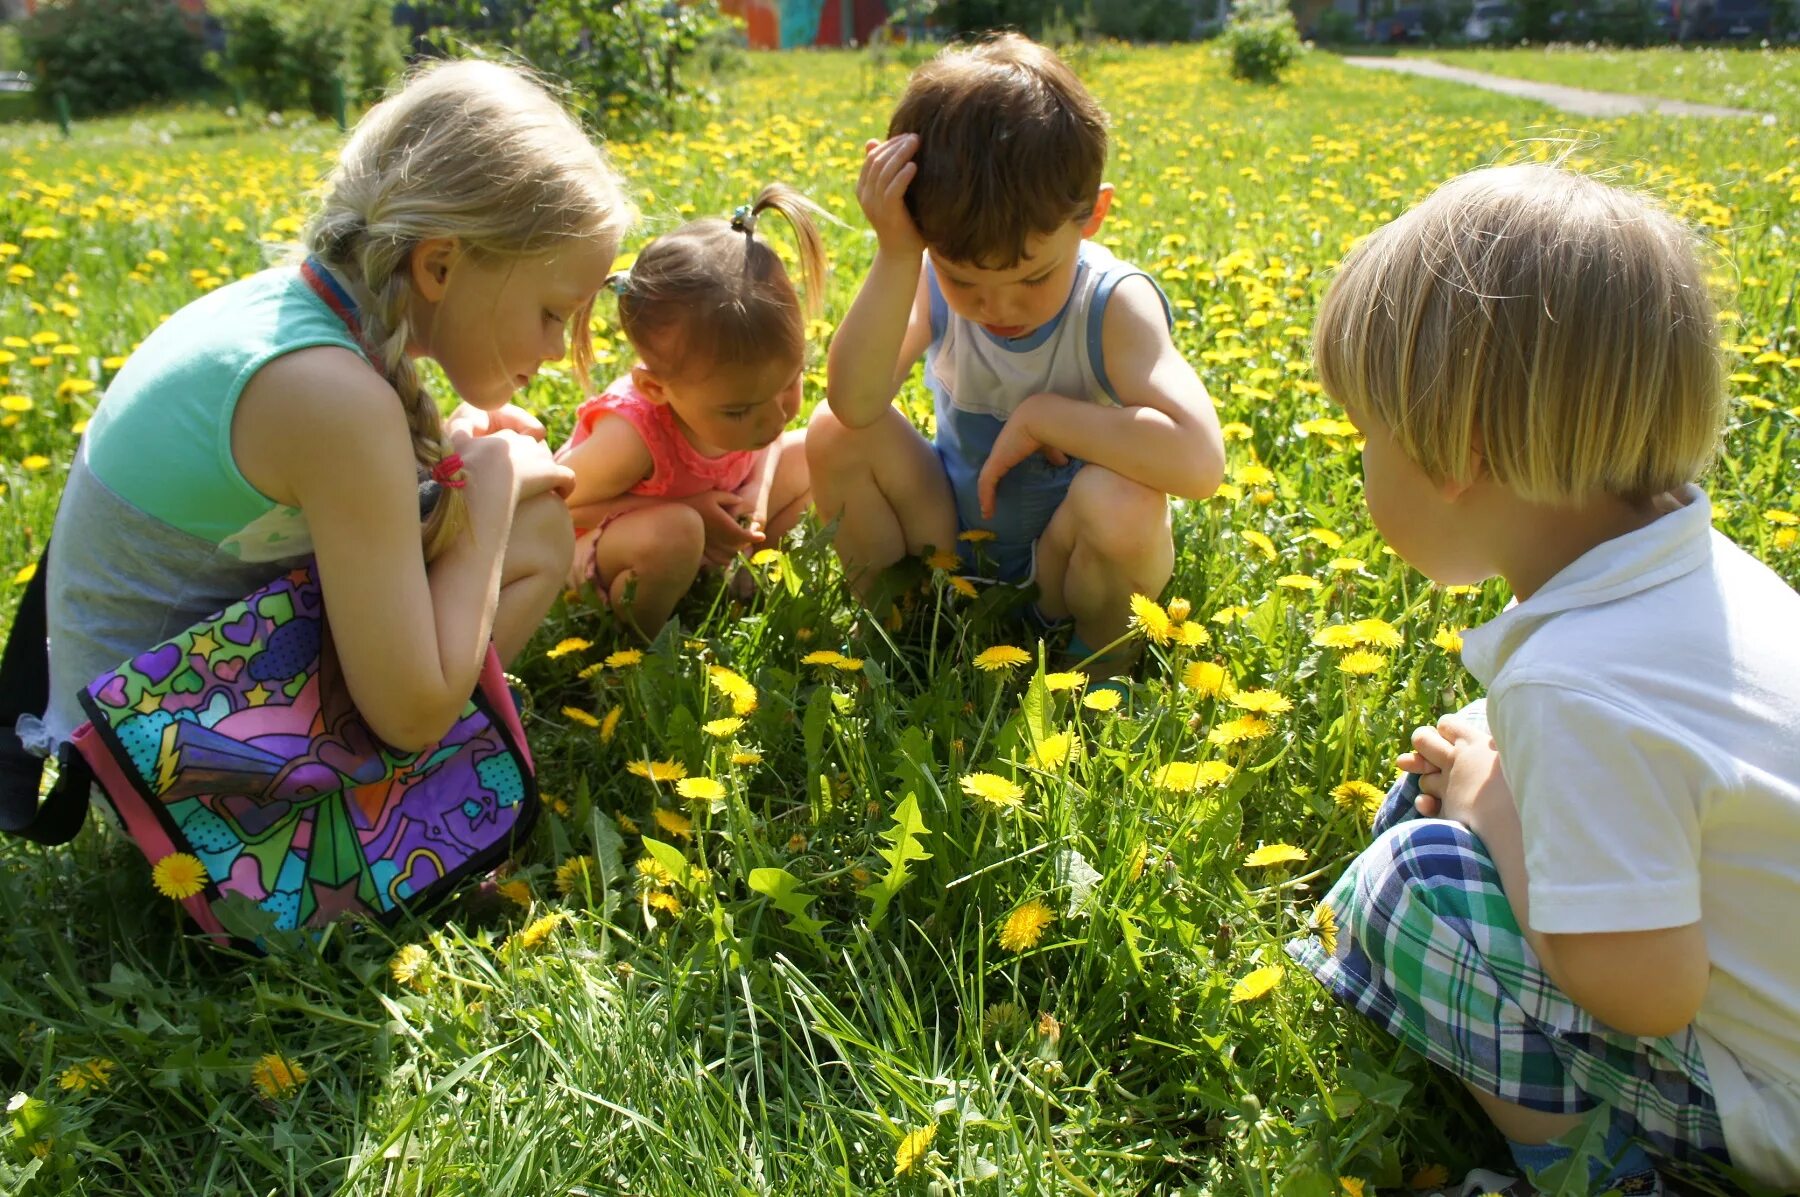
0, 549, 538, 947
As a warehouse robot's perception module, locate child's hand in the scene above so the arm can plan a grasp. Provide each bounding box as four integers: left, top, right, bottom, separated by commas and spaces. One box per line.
976, 403, 1069, 519
461, 428, 573, 502
858, 135, 926, 258
446, 402, 547, 442
1399, 717, 1510, 829
679, 489, 763, 568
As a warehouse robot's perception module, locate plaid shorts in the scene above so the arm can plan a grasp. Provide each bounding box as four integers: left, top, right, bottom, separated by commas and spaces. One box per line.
1287, 774, 1732, 1168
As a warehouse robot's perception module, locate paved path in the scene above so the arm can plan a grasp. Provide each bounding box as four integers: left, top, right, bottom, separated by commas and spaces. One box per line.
1342, 56, 1767, 119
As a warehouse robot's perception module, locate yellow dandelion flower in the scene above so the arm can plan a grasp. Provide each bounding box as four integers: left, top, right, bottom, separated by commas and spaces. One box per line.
1130, 593, 1174, 644
1411, 1164, 1451, 1190
1341, 1179, 1366, 1197
1276, 574, 1322, 592
998, 898, 1055, 952
600, 705, 622, 743
974, 644, 1030, 671
635, 855, 675, 887
1128, 841, 1148, 882
151, 852, 208, 900
651, 808, 693, 839
1332, 780, 1386, 818
626, 759, 688, 782
1329, 557, 1366, 573
960, 772, 1026, 809
894, 1123, 937, 1177
58, 1059, 116, 1093
12, 562, 36, 585
1233, 461, 1275, 487
389, 943, 433, 990
645, 890, 683, 915
1338, 650, 1387, 676
1230, 689, 1292, 715
1243, 843, 1307, 868
676, 776, 725, 803
0, 394, 31, 413
1026, 730, 1073, 769
1166, 597, 1192, 622
1351, 618, 1403, 648
1183, 660, 1231, 697
1311, 902, 1339, 957
730, 750, 763, 767
1431, 625, 1465, 653
1044, 671, 1087, 691
1240, 529, 1278, 561
1311, 624, 1361, 649
801, 650, 844, 666
562, 706, 600, 728
702, 716, 743, 737
751, 547, 783, 565
1152, 759, 1236, 790
1230, 964, 1284, 1003
605, 648, 644, 668
513, 910, 569, 950
924, 549, 961, 571
546, 637, 591, 659
577, 662, 604, 680
1764, 509, 1798, 526
1208, 715, 1272, 745
556, 855, 595, 896
707, 665, 757, 715
498, 879, 532, 907
1176, 621, 1211, 647
957, 528, 996, 542
250, 1053, 308, 1099
21, 454, 49, 471
832, 656, 865, 672
947, 575, 979, 598
1082, 688, 1122, 712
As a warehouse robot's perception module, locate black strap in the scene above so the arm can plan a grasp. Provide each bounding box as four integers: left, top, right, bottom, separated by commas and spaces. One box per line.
0, 542, 93, 845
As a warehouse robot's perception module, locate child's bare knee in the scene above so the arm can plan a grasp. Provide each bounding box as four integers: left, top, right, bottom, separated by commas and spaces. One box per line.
642, 503, 707, 572
1069, 467, 1169, 557
510, 492, 576, 578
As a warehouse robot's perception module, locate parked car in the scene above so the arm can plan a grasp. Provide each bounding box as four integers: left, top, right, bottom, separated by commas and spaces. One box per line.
1463, 1, 1517, 39
1370, 6, 1429, 41
1703, 0, 1772, 36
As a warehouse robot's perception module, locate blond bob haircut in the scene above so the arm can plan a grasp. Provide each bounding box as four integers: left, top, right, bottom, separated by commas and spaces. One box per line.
888, 33, 1108, 269
303, 59, 635, 558
1314, 163, 1724, 503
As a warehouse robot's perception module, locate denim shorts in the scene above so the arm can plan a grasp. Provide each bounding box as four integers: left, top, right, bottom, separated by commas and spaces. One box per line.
940, 447, 1084, 585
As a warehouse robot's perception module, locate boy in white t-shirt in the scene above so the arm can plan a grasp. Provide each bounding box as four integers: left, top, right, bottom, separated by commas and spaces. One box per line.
1288, 163, 1800, 1195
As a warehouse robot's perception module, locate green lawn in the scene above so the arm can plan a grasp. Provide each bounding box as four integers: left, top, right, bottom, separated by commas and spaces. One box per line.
1412, 44, 1800, 116
1, 48, 1796, 1194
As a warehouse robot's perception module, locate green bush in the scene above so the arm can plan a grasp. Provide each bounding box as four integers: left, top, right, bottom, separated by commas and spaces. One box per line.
432, 0, 738, 135
17, 0, 210, 117
210, 0, 405, 119
1223, 0, 1301, 81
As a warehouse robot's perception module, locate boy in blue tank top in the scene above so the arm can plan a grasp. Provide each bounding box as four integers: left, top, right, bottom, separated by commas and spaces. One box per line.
808, 33, 1225, 675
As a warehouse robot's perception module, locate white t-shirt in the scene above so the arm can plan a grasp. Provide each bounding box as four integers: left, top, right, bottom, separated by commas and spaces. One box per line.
1460, 486, 1800, 1187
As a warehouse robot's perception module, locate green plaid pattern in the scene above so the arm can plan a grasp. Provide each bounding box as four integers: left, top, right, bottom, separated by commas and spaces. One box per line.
1287, 776, 1731, 1168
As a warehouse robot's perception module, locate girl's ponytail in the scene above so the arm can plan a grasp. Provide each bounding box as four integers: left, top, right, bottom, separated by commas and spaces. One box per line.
743, 182, 829, 321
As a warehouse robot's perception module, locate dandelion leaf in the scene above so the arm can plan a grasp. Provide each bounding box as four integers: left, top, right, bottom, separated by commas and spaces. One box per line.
587, 809, 626, 888
1021, 665, 1051, 748
640, 837, 692, 893
1052, 847, 1102, 916
748, 866, 828, 947
803, 685, 831, 781
864, 791, 933, 930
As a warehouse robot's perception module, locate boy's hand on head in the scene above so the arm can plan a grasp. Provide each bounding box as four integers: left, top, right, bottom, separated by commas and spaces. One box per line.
857, 134, 926, 258
976, 399, 1068, 520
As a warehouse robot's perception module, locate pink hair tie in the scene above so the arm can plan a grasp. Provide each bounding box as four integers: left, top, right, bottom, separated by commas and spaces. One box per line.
431, 453, 467, 489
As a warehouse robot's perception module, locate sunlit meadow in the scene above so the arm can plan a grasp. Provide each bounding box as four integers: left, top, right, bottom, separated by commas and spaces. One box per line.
1, 46, 1797, 1195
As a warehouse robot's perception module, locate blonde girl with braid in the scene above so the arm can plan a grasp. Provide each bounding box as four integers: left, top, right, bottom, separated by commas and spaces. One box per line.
557, 184, 827, 636
39, 60, 633, 752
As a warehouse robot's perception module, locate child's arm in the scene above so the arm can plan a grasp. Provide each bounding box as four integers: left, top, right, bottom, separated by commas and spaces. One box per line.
555, 413, 654, 510
975, 276, 1224, 519
1409, 719, 1711, 1038
826, 135, 936, 429
237, 348, 572, 752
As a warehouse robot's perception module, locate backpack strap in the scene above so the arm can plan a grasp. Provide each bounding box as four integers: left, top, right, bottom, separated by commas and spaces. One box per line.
0, 543, 93, 845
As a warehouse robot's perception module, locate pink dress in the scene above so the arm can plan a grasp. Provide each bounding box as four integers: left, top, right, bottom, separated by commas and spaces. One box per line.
564, 375, 756, 504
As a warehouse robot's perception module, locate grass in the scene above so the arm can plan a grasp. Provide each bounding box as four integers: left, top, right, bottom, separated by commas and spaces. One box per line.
1406, 44, 1800, 116
2, 47, 1798, 1194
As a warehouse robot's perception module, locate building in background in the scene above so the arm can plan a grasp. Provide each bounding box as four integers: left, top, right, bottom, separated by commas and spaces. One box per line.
720, 0, 906, 47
